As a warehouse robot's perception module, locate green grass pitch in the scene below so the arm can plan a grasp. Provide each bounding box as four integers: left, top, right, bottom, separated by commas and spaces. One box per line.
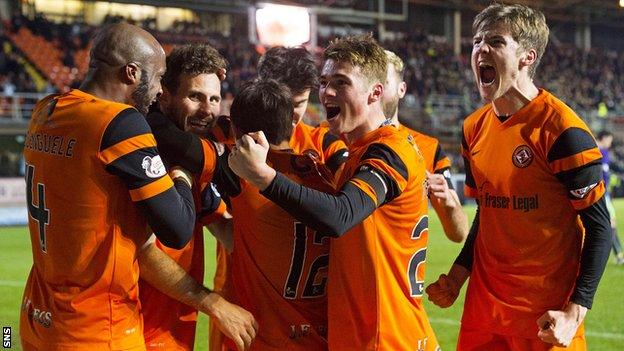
1, 200, 623, 350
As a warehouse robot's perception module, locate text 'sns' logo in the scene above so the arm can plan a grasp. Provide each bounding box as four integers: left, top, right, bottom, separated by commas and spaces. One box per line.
512, 145, 533, 168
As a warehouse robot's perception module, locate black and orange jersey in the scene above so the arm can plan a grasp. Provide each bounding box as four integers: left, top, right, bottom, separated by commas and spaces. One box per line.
399, 124, 451, 174
227, 150, 335, 351
324, 125, 438, 350
460, 89, 605, 339
290, 122, 348, 172
20, 89, 184, 350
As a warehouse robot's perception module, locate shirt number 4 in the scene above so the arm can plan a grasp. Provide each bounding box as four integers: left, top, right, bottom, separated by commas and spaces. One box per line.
26, 164, 50, 253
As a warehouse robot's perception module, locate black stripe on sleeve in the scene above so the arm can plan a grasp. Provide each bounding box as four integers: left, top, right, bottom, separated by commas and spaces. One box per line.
361, 143, 409, 181
547, 127, 597, 162
101, 108, 149, 151
554, 160, 603, 193
463, 156, 476, 189
433, 143, 447, 169
326, 148, 348, 173
322, 131, 340, 151
352, 165, 400, 204
105, 147, 162, 189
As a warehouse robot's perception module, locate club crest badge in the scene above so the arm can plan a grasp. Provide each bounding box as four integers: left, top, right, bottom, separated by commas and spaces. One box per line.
512, 145, 533, 168
142, 155, 166, 178
570, 183, 598, 199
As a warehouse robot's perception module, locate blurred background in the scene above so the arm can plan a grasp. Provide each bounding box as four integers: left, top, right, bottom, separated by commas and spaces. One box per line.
0, 0, 623, 215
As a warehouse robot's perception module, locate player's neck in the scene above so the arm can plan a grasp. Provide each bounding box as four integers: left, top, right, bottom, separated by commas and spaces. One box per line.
269, 140, 292, 151
492, 80, 539, 116
391, 113, 400, 128
345, 112, 386, 144
344, 107, 387, 144
80, 78, 129, 105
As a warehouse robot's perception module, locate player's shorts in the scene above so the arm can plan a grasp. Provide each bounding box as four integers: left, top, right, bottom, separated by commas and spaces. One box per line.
457, 324, 586, 351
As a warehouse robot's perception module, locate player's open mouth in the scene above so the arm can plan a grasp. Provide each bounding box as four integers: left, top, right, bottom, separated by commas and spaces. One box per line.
325, 105, 341, 120
189, 118, 210, 129
479, 63, 496, 86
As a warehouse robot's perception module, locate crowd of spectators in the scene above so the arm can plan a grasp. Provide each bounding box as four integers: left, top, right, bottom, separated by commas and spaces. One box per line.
4, 12, 624, 117
539, 44, 624, 114
1, 11, 624, 178
0, 20, 39, 95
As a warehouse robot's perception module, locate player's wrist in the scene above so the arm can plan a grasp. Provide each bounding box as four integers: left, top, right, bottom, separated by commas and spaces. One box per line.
443, 190, 461, 209
565, 302, 587, 323
447, 264, 470, 292
201, 290, 223, 317
252, 164, 277, 191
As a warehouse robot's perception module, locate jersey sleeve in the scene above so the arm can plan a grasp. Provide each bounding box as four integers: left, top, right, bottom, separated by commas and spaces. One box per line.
100, 108, 195, 248
546, 127, 605, 210
432, 142, 454, 189
197, 183, 228, 225
99, 108, 173, 201
432, 143, 452, 174
350, 142, 408, 205
321, 131, 349, 172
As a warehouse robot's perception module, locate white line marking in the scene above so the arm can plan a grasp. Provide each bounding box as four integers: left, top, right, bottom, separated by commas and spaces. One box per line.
0, 280, 24, 288
429, 318, 624, 340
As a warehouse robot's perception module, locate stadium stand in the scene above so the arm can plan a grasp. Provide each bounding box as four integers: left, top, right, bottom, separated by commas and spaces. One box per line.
1, 4, 623, 177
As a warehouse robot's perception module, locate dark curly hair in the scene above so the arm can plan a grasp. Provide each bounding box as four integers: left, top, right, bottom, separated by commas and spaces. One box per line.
257, 46, 318, 95
161, 44, 228, 94
230, 79, 293, 145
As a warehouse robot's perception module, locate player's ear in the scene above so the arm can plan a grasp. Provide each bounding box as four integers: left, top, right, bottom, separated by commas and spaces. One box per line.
122, 62, 141, 85
369, 82, 384, 104
159, 88, 171, 109
398, 81, 407, 99
519, 48, 537, 70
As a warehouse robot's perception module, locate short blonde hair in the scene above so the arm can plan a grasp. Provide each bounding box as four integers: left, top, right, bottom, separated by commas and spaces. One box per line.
473, 3, 549, 78
385, 50, 405, 80
324, 34, 387, 85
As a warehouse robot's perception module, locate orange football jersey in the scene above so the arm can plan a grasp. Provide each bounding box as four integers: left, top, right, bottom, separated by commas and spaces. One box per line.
461, 89, 604, 339
328, 125, 438, 350
21, 90, 174, 350
399, 124, 451, 174
141, 138, 219, 351
225, 150, 336, 351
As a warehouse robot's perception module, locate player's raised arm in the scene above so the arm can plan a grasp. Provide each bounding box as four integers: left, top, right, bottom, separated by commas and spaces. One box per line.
229, 131, 405, 238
